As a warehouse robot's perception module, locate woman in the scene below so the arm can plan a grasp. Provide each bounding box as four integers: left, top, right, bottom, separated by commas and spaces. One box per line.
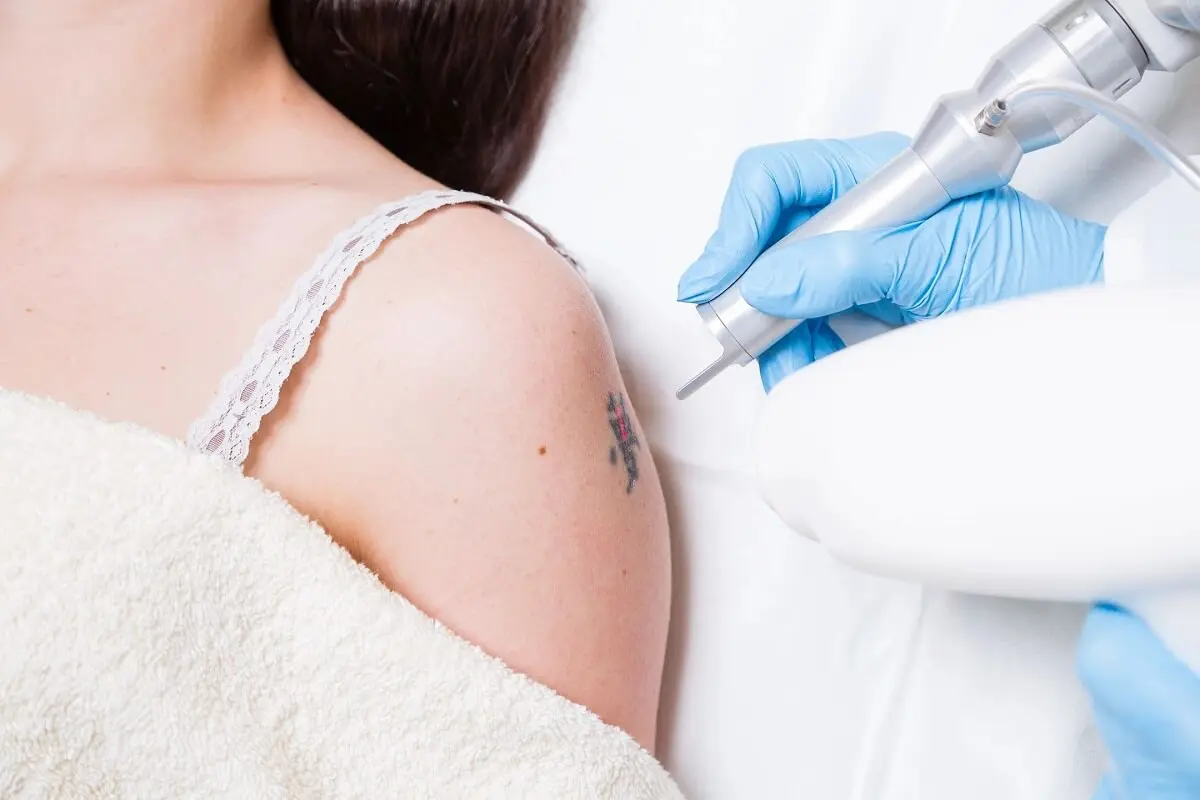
0, 0, 674, 792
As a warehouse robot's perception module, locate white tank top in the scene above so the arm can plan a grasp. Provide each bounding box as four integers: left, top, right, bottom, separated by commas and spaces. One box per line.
185, 189, 579, 468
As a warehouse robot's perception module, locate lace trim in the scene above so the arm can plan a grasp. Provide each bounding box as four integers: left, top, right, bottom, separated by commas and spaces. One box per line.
185, 189, 582, 468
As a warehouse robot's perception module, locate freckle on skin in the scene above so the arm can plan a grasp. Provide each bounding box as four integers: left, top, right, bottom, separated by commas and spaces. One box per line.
538, 446, 547, 455
23, 308, 32, 313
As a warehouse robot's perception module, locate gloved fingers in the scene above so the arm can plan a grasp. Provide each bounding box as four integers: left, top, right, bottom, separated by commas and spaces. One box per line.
677, 132, 909, 303
757, 319, 845, 393
770, 205, 824, 249
1078, 602, 1200, 782
1079, 604, 1200, 720
738, 228, 904, 321
812, 318, 849, 361
854, 300, 916, 327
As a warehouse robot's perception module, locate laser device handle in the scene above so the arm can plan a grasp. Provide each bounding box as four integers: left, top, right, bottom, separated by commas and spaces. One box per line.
676, 0, 1189, 400
676, 148, 953, 400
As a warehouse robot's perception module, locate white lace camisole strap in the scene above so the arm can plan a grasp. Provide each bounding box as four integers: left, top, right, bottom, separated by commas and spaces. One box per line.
185, 188, 582, 469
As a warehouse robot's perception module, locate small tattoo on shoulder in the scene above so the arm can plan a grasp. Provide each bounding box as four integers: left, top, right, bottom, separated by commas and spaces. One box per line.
606, 392, 640, 494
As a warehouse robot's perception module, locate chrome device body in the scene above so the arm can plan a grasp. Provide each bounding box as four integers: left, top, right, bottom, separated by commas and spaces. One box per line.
678, 0, 1200, 400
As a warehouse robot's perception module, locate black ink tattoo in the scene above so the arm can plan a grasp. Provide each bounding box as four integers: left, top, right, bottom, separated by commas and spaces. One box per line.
606, 392, 640, 493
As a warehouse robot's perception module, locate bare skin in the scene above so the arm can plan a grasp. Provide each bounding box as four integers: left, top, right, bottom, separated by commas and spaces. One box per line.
0, 1, 671, 750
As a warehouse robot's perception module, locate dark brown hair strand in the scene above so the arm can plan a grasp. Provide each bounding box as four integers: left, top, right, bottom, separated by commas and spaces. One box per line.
272, 0, 585, 199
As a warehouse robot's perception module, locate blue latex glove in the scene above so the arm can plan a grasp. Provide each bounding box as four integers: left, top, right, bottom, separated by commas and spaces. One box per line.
1079, 604, 1200, 799
677, 133, 1109, 391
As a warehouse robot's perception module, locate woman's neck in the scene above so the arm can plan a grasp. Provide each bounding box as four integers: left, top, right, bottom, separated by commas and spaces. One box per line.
0, 0, 292, 178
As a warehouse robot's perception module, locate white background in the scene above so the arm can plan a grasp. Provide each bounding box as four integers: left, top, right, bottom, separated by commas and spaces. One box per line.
515, 2, 1200, 798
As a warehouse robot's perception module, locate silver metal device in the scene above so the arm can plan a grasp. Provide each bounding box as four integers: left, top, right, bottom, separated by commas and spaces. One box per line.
677, 0, 1200, 400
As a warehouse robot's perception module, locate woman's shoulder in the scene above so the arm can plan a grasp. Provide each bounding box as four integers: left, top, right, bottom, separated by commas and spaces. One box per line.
309, 179, 612, 474
323, 176, 599, 381
248, 149, 616, 512
254, 131, 599, 391
245, 99, 602, 415
245, 138, 668, 748
297, 134, 590, 328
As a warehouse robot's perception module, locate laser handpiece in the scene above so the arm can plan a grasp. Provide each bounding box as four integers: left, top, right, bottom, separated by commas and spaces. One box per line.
678, 0, 1200, 400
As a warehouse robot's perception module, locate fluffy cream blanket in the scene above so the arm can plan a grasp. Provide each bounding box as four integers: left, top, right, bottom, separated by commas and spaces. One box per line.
0, 390, 683, 799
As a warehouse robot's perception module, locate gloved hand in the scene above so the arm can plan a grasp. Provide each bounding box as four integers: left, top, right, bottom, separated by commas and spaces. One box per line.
1078, 604, 1200, 799
677, 132, 1109, 391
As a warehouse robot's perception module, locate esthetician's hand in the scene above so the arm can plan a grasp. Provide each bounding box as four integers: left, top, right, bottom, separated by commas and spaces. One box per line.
1078, 604, 1200, 800
677, 133, 1107, 392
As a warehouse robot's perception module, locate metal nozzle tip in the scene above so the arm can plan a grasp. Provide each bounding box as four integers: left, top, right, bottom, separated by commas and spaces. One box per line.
676, 354, 736, 400
975, 98, 1010, 135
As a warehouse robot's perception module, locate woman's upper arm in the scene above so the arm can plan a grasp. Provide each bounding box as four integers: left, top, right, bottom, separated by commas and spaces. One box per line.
325, 211, 672, 750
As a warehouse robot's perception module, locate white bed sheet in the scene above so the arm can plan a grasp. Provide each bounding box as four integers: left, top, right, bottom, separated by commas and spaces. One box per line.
513, 2, 1200, 797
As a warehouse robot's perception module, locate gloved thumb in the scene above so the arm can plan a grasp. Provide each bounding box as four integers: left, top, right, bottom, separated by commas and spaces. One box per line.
1078, 603, 1200, 797
738, 227, 905, 321
759, 319, 845, 393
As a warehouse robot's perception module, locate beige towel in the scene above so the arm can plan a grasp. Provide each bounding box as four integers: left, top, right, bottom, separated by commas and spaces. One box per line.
0, 390, 683, 799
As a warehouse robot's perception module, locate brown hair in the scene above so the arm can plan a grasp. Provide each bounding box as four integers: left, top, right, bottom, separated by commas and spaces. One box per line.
272, 0, 585, 200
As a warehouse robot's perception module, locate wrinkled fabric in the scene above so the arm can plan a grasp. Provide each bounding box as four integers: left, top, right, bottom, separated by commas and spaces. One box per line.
0, 390, 683, 799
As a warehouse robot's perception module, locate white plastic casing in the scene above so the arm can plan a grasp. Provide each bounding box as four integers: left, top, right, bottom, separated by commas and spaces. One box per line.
755, 282, 1200, 670
1148, 0, 1200, 31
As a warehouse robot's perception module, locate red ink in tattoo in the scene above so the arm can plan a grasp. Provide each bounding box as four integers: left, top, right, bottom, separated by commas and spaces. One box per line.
606, 392, 640, 493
